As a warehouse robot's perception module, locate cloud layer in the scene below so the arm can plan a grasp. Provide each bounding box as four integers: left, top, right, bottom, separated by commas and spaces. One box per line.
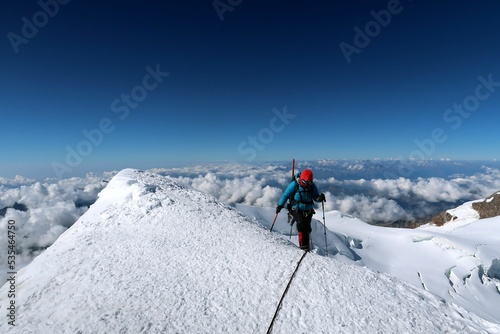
0, 173, 113, 269
2, 161, 500, 272
156, 163, 500, 223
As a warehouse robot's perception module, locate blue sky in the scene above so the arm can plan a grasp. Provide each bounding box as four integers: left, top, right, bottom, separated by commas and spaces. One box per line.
1, 0, 500, 179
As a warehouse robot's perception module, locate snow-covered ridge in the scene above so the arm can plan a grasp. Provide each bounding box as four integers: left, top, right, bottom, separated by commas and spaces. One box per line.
431, 191, 500, 227
472, 192, 500, 219
1, 169, 499, 333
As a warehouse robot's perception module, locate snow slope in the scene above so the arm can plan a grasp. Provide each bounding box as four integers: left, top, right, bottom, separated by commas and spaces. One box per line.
1, 169, 499, 333
239, 199, 500, 327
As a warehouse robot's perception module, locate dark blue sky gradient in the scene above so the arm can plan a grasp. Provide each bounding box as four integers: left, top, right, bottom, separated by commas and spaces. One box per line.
1, 0, 500, 178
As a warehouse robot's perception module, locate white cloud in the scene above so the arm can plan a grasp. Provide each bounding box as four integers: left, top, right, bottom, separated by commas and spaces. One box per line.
156, 164, 500, 223
2, 163, 500, 273
172, 173, 282, 208
411, 177, 468, 202
0, 173, 111, 268
0, 175, 36, 187
335, 170, 500, 204
323, 193, 412, 223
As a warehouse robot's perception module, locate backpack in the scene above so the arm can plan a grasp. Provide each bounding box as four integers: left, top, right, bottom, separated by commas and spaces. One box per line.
287, 172, 314, 210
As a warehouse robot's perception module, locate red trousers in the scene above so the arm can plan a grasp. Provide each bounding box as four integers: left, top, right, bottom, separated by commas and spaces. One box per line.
292, 209, 313, 250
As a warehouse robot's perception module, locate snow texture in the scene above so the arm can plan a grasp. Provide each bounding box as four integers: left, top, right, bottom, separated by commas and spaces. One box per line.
1, 169, 499, 333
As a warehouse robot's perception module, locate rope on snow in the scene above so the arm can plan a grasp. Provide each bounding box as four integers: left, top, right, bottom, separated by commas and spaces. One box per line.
266, 251, 308, 334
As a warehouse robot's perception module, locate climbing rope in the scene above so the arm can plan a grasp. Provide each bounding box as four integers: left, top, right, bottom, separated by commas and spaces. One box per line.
266, 251, 308, 334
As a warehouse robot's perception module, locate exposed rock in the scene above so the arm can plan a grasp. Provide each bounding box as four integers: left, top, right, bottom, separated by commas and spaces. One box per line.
377, 218, 431, 229
472, 192, 500, 219
428, 191, 500, 226
431, 212, 458, 226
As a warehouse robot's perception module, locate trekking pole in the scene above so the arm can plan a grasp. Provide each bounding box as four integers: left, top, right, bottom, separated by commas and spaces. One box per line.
270, 213, 279, 232
322, 201, 328, 256
288, 214, 294, 239
289, 158, 295, 239
273, 159, 295, 235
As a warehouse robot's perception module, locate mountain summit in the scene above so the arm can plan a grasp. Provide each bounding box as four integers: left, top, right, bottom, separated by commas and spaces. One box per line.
1, 169, 499, 333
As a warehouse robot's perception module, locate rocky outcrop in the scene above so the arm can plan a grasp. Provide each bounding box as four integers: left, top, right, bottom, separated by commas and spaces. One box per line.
431, 212, 458, 227
472, 192, 500, 219
430, 191, 500, 226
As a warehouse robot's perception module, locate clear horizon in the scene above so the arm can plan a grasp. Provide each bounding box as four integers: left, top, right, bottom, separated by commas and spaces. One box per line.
2, 157, 500, 180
